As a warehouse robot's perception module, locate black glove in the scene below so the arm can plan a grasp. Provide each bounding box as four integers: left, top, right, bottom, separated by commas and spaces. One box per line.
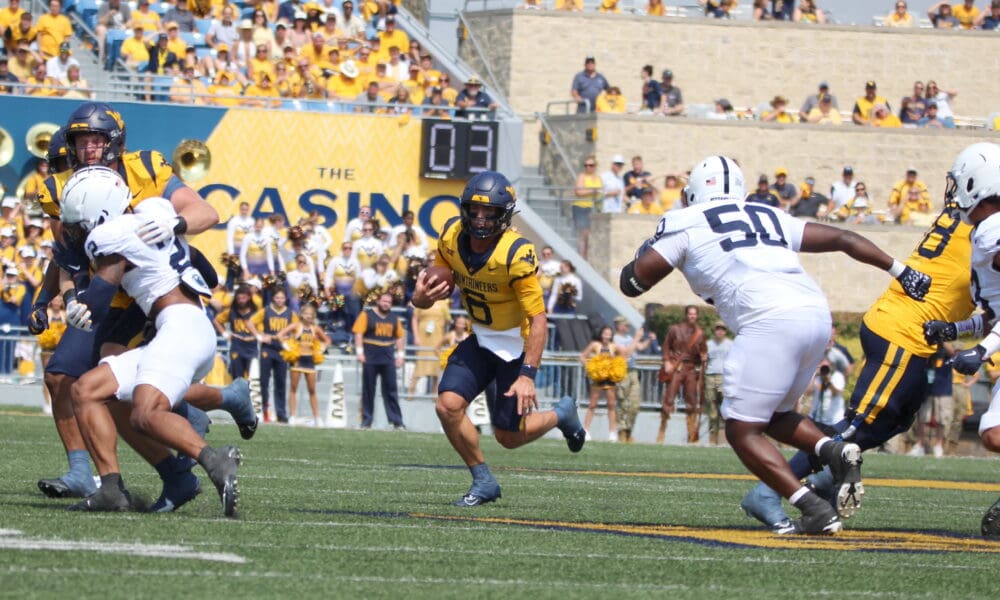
27, 303, 48, 335
897, 266, 931, 301
923, 320, 958, 345
950, 344, 986, 375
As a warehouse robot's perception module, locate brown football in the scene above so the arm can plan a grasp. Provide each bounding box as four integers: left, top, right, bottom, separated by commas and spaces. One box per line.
423, 265, 456, 296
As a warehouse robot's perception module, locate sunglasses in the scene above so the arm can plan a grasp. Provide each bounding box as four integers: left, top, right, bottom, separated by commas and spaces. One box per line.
584, 163, 596, 167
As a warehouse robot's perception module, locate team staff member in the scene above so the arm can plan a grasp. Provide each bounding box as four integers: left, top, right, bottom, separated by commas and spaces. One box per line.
31, 102, 223, 509
741, 193, 972, 532
352, 291, 406, 429
412, 171, 586, 507
252, 288, 296, 423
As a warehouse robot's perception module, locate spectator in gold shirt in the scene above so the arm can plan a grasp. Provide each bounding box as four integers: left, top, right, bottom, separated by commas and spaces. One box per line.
628, 187, 665, 215
243, 71, 281, 107
35, 0, 72, 59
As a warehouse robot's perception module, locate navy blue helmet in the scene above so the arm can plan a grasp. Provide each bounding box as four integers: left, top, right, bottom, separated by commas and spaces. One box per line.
64, 102, 126, 169
459, 170, 516, 239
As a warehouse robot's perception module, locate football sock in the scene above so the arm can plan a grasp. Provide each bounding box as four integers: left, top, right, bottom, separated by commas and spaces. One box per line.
175, 402, 210, 439
788, 486, 810, 505
220, 383, 255, 423
63, 450, 97, 494
153, 455, 182, 481
100, 472, 125, 493
814, 436, 834, 458
470, 463, 495, 485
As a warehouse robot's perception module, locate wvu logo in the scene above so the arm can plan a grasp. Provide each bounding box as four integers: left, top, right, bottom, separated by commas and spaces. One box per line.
470, 194, 490, 204
520, 249, 536, 266
105, 110, 125, 131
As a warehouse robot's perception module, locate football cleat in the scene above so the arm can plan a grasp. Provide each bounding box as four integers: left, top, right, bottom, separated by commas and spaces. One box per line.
554, 396, 586, 453
67, 484, 132, 513
823, 441, 864, 518
453, 481, 501, 507
201, 446, 243, 518
149, 470, 202, 514
982, 497, 1000, 539
38, 475, 95, 499
787, 494, 842, 535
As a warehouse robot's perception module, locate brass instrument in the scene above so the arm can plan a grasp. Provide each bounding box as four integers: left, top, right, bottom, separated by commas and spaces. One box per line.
172, 139, 211, 183
0, 127, 14, 167
25, 122, 59, 159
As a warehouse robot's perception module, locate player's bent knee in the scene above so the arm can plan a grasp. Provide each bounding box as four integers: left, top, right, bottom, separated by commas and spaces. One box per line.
435, 392, 467, 422
494, 430, 523, 449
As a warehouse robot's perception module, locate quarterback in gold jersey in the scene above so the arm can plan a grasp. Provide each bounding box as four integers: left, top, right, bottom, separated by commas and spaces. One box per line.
741, 206, 974, 531
412, 171, 586, 507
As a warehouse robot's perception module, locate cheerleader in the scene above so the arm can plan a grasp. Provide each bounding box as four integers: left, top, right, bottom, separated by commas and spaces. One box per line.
252, 288, 297, 423
239, 217, 276, 280
36, 296, 67, 415
278, 302, 330, 425
351, 219, 385, 270
579, 325, 627, 442
285, 253, 319, 313
213, 285, 261, 383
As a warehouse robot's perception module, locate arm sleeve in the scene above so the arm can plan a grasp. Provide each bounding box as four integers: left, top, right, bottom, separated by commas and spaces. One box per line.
226, 219, 238, 255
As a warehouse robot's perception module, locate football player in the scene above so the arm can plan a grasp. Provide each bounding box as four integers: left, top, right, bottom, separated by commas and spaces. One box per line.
621, 156, 931, 534
29, 102, 253, 512
921, 142, 1000, 539
59, 166, 243, 516
741, 186, 975, 532
411, 171, 586, 506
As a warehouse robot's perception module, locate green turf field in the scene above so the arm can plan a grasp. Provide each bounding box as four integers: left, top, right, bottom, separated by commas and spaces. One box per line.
2, 410, 999, 599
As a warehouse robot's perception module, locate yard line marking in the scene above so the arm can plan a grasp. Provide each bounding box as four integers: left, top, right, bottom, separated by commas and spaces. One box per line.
0, 532, 247, 563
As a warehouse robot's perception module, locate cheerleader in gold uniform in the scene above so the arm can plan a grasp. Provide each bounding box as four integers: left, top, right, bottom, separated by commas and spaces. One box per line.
278, 303, 330, 424
579, 325, 627, 441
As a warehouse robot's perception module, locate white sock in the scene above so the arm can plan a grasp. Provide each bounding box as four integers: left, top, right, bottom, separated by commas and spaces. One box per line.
789, 486, 810, 505
814, 436, 833, 456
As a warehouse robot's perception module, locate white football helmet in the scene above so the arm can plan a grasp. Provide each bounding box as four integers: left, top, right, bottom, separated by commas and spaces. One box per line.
684, 155, 745, 206
60, 166, 132, 233
947, 143, 1000, 222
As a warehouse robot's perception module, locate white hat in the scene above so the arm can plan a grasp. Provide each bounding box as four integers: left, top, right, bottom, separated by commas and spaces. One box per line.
0, 226, 14, 237
27, 218, 43, 229
339, 60, 359, 78
238, 18, 253, 29
611, 154, 625, 165
247, 277, 263, 289
1, 196, 18, 209
17, 246, 36, 258
852, 197, 869, 209
40, 240, 54, 248
4, 266, 18, 276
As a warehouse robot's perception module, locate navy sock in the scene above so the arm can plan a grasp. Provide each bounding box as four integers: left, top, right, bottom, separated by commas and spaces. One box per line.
153, 455, 179, 481
470, 463, 495, 485
220, 382, 253, 422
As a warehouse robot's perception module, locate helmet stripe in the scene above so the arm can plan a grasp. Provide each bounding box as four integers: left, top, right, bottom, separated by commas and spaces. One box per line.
718, 156, 730, 194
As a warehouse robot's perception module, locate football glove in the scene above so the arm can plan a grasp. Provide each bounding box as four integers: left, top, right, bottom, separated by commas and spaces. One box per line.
66, 299, 93, 332
949, 344, 986, 376
923, 320, 957, 345
137, 215, 186, 247
897, 266, 931, 301
27, 303, 48, 335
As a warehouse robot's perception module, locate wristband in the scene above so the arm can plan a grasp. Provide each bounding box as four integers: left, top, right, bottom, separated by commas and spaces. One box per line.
519, 364, 538, 381
63, 289, 76, 305
887, 259, 906, 278
173, 216, 188, 235
956, 314, 985, 338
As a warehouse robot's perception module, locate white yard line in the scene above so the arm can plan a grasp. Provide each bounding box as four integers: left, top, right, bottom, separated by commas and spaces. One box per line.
0, 532, 247, 564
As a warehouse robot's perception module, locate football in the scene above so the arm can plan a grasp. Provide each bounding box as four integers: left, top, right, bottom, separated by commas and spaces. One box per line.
423, 265, 456, 296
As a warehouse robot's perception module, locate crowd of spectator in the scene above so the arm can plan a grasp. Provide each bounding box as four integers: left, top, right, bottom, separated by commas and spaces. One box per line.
0, 0, 91, 97
584, 156, 937, 227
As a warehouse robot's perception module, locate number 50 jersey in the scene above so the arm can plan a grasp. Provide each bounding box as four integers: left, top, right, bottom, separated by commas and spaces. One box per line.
433, 217, 546, 361
646, 200, 827, 332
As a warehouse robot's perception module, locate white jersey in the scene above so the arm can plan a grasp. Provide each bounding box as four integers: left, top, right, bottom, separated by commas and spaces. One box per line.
85, 198, 211, 315
647, 200, 828, 332
970, 212, 1000, 322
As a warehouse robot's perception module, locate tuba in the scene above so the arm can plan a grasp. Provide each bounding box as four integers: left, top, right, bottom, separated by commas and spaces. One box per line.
25, 122, 59, 159
0, 126, 14, 167
172, 139, 212, 183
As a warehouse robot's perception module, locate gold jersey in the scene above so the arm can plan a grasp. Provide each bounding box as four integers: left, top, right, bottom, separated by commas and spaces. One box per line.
433, 217, 545, 337
38, 150, 176, 219
38, 150, 179, 309
863, 210, 974, 357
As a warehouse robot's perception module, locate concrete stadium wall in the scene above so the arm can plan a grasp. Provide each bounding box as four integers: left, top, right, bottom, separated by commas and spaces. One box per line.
460, 10, 1000, 120
592, 213, 932, 315
540, 114, 996, 204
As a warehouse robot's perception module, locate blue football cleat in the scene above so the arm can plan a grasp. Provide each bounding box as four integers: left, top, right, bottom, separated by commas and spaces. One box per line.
454, 483, 502, 507
149, 469, 202, 513
223, 378, 258, 440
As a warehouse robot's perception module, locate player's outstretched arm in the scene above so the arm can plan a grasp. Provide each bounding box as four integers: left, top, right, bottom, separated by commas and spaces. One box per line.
620, 240, 674, 298
800, 222, 931, 301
